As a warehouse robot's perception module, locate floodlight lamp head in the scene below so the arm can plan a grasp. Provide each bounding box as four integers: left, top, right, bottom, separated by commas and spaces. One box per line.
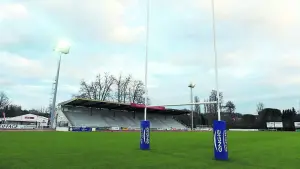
188, 82, 196, 88
54, 40, 71, 54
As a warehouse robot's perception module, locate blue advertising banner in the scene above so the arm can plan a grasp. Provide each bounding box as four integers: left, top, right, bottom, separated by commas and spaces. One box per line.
140, 120, 150, 150
69, 127, 92, 132
213, 120, 228, 161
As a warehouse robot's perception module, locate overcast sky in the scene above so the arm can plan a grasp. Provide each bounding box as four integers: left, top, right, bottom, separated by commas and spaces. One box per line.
0, 0, 299, 113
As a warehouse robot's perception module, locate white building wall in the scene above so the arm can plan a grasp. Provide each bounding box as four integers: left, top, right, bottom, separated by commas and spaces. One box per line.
0, 114, 49, 128
56, 106, 71, 127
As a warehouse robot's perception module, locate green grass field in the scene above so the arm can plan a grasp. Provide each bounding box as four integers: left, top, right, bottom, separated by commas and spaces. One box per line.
0, 131, 299, 169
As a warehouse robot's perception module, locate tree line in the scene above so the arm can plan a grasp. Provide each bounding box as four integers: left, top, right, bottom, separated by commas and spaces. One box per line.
229, 107, 300, 131
175, 97, 300, 131
1, 71, 299, 131
0, 92, 49, 118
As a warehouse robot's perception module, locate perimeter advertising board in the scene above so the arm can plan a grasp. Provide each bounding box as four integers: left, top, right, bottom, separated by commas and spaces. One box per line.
0, 124, 18, 129
274, 122, 283, 128
18, 125, 36, 129
266, 122, 283, 128
266, 122, 275, 128
121, 127, 128, 131
294, 122, 300, 128
111, 127, 120, 131
69, 127, 92, 132
0, 124, 37, 129
96, 127, 110, 131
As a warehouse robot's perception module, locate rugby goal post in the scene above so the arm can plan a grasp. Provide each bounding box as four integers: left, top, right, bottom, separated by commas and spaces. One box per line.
148, 101, 217, 107
147, 101, 218, 131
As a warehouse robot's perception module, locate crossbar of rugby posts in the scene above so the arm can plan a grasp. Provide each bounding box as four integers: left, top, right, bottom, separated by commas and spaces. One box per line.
148, 101, 217, 107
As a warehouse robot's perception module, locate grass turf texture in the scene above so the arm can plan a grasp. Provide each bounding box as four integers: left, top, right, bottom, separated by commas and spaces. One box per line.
0, 131, 299, 169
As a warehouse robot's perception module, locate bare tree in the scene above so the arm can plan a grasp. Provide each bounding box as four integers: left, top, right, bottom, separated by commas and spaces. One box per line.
100, 73, 115, 101
225, 101, 236, 114
114, 74, 123, 102
74, 73, 148, 104
208, 90, 223, 114
194, 96, 201, 114
128, 80, 146, 104
0, 91, 10, 109
76, 72, 114, 101
40, 107, 49, 114
256, 102, 264, 114
121, 75, 131, 103
114, 74, 132, 103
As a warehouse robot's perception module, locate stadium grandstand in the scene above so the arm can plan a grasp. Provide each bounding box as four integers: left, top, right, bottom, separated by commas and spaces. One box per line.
55, 98, 189, 130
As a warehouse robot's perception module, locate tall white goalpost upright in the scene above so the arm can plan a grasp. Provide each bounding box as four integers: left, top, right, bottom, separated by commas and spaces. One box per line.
211, 0, 228, 161
140, 0, 151, 150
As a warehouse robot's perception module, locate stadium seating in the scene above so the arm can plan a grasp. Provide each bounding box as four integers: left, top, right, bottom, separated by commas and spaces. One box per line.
63, 107, 108, 127
59, 107, 186, 129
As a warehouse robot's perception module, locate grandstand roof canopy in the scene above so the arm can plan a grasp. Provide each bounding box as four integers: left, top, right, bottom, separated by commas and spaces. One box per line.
58, 98, 188, 115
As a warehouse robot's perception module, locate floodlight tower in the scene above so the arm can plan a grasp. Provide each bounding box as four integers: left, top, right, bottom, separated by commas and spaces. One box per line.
188, 82, 196, 130
50, 40, 70, 128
